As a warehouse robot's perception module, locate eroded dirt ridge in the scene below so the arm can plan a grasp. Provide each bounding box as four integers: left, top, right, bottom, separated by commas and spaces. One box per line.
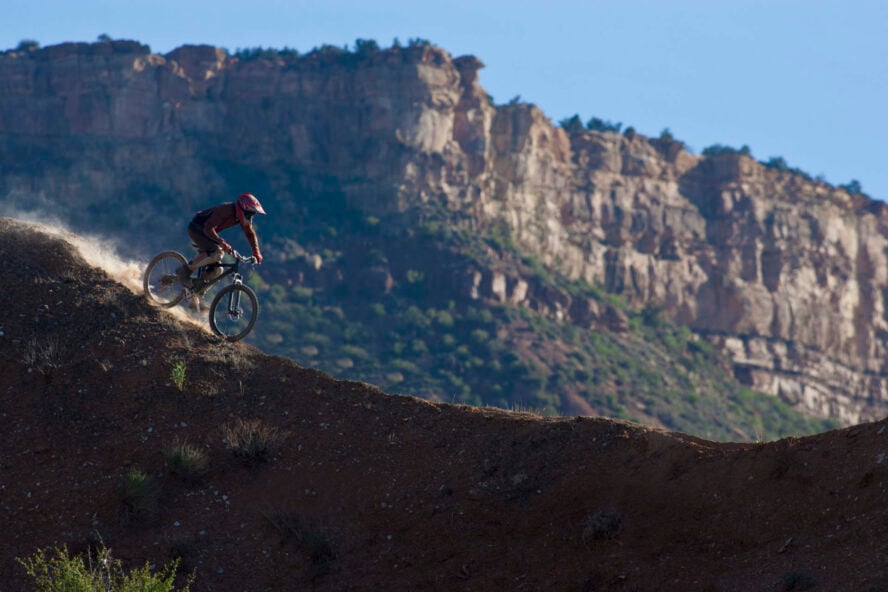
2, 216, 888, 591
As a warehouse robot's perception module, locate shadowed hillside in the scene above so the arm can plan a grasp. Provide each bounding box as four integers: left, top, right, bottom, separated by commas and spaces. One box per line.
3, 216, 888, 591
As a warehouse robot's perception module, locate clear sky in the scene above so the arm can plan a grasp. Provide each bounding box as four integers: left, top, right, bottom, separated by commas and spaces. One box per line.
4, 0, 887, 200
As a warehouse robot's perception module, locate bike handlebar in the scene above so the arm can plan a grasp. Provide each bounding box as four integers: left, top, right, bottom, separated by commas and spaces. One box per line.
230, 250, 258, 264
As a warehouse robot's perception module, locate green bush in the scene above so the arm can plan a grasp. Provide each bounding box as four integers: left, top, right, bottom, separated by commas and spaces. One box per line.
839, 179, 863, 194
585, 117, 622, 133
233, 46, 299, 61
702, 143, 752, 157
353, 38, 380, 55
558, 114, 584, 134
170, 361, 186, 391
16, 39, 40, 52
18, 543, 192, 591
763, 156, 790, 171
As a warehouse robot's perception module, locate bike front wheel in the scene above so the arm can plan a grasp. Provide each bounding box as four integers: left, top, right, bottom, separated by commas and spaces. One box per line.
144, 251, 188, 308
208, 284, 259, 341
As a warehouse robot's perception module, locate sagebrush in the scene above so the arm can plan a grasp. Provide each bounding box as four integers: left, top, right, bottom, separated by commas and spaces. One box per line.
18, 542, 192, 591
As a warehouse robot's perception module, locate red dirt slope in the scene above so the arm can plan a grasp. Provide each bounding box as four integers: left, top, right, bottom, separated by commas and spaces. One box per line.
1, 216, 888, 592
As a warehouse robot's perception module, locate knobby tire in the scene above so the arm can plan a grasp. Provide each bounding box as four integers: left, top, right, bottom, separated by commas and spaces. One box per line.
208, 284, 259, 342
144, 251, 188, 308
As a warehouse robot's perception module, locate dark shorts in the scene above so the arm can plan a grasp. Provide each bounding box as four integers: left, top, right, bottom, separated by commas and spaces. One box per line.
188, 221, 222, 254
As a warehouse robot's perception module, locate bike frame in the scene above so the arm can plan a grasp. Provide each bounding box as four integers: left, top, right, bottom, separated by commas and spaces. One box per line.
192, 252, 253, 313
194, 255, 246, 292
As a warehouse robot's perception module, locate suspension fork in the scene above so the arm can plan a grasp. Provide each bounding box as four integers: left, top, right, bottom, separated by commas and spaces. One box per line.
228, 273, 244, 314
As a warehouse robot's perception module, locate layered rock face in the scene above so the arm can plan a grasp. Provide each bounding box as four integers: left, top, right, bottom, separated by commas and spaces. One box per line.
1, 40, 886, 423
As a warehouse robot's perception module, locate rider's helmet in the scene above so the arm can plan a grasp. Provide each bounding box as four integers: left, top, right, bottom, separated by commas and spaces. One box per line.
235, 193, 266, 224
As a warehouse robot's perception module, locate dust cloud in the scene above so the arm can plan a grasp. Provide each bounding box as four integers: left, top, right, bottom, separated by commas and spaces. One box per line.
11, 212, 144, 291
11, 214, 212, 332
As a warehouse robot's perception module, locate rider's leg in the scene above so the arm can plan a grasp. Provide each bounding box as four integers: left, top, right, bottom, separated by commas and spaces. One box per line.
177, 249, 221, 288
191, 250, 224, 296
180, 225, 224, 288
188, 248, 223, 272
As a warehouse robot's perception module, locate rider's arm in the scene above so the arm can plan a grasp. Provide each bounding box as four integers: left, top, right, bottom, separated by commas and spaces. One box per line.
240, 219, 262, 263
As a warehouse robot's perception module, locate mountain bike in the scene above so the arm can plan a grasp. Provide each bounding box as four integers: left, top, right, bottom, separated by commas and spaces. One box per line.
143, 249, 260, 342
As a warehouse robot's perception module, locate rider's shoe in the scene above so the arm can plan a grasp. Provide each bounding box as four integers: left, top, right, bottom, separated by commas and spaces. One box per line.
176, 265, 193, 288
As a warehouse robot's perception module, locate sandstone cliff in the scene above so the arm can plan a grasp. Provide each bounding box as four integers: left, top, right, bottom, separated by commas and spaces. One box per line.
1, 39, 885, 424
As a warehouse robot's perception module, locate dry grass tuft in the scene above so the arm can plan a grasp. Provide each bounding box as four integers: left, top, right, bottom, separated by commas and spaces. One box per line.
222, 418, 286, 465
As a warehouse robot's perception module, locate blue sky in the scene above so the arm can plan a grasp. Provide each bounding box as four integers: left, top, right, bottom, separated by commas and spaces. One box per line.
4, 0, 887, 200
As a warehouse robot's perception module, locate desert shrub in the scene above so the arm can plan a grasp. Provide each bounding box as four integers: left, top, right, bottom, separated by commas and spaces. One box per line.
470, 329, 490, 344
390, 359, 420, 374
233, 46, 299, 61
839, 179, 863, 194
403, 306, 431, 329
487, 220, 516, 252
656, 128, 686, 151
165, 441, 209, 482
16, 39, 40, 51
760, 156, 814, 180
18, 543, 191, 591
23, 336, 64, 374
582, 510, 623, 543
118, 468, 161, 516
291, 285, 313, 301
340, 344, 370, 360
702, 143, 752, 157
222, 418, 286, 465
585, 117, 622, 133
559, 114, 584, 134
764, 156, 790, 171
353, 38, 380, 55
170, 361, 186, 391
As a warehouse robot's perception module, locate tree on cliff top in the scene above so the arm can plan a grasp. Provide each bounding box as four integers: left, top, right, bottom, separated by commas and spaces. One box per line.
15, 39, 40, 51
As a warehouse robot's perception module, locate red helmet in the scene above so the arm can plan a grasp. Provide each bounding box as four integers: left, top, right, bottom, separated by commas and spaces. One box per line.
235, 193, 266, 223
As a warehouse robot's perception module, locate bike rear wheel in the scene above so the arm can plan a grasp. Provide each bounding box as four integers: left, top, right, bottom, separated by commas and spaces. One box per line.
208, 284, 259, 341
144, 251, 188, 308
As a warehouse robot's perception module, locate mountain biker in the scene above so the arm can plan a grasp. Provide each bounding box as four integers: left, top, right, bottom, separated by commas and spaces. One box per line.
177, 193, 266, 289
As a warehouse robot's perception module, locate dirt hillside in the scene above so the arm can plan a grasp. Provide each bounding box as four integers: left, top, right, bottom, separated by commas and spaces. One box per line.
2, 215, 887, 591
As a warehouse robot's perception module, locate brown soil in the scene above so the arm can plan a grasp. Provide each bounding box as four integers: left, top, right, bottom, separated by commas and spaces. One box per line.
2, 216, 888, 592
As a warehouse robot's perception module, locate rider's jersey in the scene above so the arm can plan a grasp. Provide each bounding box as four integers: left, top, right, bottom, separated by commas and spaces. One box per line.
190, 202, 260, 256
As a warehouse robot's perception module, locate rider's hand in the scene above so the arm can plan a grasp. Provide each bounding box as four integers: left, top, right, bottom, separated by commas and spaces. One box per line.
221, 241, 234, 255
253, 250, 263, 264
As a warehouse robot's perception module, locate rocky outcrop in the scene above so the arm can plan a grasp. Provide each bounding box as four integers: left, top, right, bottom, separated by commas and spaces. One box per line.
1, 40, 886, 424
